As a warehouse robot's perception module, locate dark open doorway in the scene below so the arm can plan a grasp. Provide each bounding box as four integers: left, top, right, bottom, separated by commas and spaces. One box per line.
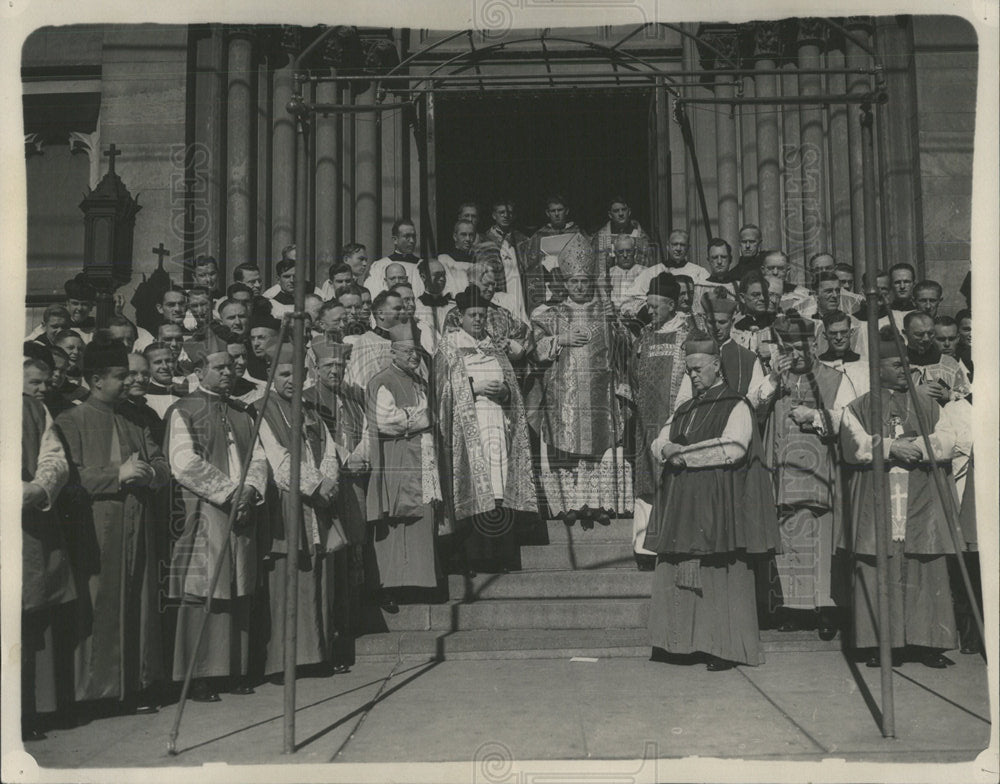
434, 89, 651, 245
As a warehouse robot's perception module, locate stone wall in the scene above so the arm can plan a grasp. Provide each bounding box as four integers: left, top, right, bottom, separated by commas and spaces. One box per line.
911, 15, 977, 314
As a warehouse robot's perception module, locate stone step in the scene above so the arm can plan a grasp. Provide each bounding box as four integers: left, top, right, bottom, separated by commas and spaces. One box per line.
520, 541, 635, 571
537, 517, 634, 544
364, 597, 650, 633
446, 569, 653, 601
354, 629, 842, 662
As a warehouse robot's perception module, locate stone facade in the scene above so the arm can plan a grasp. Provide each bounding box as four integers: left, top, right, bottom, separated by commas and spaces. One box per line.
22, 18, 977, 330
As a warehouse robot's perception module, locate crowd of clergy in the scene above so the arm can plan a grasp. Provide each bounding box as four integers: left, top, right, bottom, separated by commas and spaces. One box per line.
21, 194, 979, 739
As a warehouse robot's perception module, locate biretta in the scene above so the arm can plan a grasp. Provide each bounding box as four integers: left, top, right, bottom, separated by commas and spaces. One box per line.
64, 276, 96, 302
772, 313, 814, 343
183, 329, 229, 364
249, 308, 281, 333
701, 294, 737, 316
82, 338, 129, 372
455, 284, 489, 311
269, 340, 297, 367
311, 335, 351, 362
877, 326, 902, 359
683, 330, 720, 356
647, 272, 680, 300
387, 323, 416, 346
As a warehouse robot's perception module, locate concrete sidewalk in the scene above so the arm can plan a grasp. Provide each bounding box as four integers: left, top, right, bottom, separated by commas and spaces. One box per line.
12, 650, 995, 777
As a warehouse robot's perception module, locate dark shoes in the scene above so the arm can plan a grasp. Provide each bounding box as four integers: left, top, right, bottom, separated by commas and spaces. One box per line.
920, 651, 955, 669
817, 609, 839, 641
865, 650, 903, 668
705, 656, 737, 672
864, 648, 955, 669
635, 553, 656, 572
380, 597, 400, 614
189, 679, 221, 703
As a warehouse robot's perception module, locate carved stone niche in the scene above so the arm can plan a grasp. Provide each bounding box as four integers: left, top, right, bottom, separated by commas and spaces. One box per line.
696, 23, 742, 86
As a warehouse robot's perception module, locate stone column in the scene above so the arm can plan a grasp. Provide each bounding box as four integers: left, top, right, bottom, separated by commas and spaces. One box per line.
844, 17, 874, 277
752, 21, 783, 249
314, 41, 342, 273
875, 16, 924, 276
271, 26, 300, 265
295, 78, 311, 272
780, 55, 804, 275
797, 18, 830, 259
354, 83, 380, 260
825, 32, 854, 268
701, 26, 742, 244
225, 26, 255, 269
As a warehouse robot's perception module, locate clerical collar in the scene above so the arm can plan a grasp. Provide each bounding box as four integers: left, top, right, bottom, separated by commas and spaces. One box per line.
389, 251, 419, 263
546, 222, 576, 232
707, 273, 730, 284
373, 326, 391, 340
391, 361, 425, 384
419, 291, 452, 307
274, 290, 295, 305
199, 386, 229, 401
148, 381, 174, 394
449, 249, 472, 264
86, 395, 117, 412
664, 259, 689, 270
736, 312, 775, 328
656, 312, 688, 333
907, 344, 941, 367
819, 348, 861, 363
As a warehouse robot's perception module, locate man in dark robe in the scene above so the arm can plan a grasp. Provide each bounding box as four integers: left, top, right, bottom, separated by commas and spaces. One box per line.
164, 330, 268, 702
674, 296, 766, 410
841, 331, 959, 668
756, 314, 857, 638
306, 337, 363, 670
904, 311, 971, 403
53, 338, 169, 713
22, 350, 76, 739
246, 307, 281, 383
41, 344, 79, 418
258, 341, 345, 678
729, 223, 764, 283
27, 277, 97, 345
644, 332, 780, 670
817, 311, 869, 397
484, 199, 530, 304
28, 305, 70, 347
628, 273, 692, 570
142, 342, 188, 420
366, 325, 442, 609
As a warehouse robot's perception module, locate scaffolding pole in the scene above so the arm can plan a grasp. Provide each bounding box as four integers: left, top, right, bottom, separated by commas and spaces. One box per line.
859, 101, 895, 738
